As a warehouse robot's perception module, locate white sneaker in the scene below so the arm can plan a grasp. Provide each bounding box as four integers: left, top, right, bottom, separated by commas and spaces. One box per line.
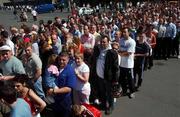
114, 98, 117, 103
94, 99, 100, 105
178, 55, 180, 59
129, 93, 135, 99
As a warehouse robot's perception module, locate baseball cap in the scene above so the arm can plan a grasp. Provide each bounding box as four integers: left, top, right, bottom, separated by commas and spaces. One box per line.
0, 45, 11, 51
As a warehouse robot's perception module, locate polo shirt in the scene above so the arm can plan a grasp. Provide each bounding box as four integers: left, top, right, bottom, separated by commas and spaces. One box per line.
24, 53, 42, 79
54, 64, 76, 111
0, 56, 25, 75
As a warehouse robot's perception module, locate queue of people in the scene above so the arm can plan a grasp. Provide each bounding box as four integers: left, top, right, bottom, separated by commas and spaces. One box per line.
0, 1, 180, 117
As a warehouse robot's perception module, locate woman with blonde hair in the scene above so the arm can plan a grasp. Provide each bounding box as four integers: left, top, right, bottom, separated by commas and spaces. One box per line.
73, 36, 84, 54
73, 52, 91, 104
30, 33, 39, 56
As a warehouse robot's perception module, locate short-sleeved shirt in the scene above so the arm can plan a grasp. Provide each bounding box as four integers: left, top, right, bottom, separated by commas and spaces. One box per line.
54, 64, 76, 111
74, 62, 90, 91
11, 98, 32, 117
23, 53, 42, 79
32, 43, 39, 56
0, 56, 25, 75
119, 37, 136, 68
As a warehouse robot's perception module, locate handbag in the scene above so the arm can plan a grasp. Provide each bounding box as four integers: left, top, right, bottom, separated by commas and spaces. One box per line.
111, 82, 122, 98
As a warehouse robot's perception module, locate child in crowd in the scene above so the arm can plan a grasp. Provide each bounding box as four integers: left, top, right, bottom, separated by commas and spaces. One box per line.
44, 54, 59, 104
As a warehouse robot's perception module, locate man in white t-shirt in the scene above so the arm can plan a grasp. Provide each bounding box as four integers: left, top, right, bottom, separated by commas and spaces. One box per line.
119, 27, 136, 98
31, 9, 37, 21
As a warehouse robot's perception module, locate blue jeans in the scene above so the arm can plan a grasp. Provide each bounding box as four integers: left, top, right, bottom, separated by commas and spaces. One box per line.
134, 57, 145, 87
34, 77, 45, 99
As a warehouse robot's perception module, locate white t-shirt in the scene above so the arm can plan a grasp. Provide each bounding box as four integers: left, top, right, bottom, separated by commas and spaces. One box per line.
31, 10, 37, 16
75, 62, 90, 93
119, 37, 136, 68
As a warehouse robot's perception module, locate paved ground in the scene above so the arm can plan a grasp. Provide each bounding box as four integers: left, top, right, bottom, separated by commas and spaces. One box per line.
107, 58, 180, 117
0, 10, 71, 29
0, 10, 180, 117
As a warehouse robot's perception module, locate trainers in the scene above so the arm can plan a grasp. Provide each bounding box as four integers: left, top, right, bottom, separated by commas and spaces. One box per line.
94, 99, 100, 105
129, 93, 135, 99
177, 55, 180, 59
114, 98, 117, 103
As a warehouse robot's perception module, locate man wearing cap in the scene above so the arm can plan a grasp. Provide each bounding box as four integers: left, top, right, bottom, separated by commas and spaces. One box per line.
0, 31, 15, 55
0, 45, 25, 80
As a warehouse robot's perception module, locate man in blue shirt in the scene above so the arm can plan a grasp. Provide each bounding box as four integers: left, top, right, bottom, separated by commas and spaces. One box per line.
164, 17, 177, 59
47, 52, 76, 117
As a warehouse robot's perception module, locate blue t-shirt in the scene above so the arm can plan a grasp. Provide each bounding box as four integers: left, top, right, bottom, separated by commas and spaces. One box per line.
11, 98, 32, 117
54, 64, 76, 111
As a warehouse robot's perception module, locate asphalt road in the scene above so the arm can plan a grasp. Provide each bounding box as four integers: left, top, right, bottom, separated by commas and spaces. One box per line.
0, 10, 180, 117
0, 9, 71, 29
107, 58, 180, 117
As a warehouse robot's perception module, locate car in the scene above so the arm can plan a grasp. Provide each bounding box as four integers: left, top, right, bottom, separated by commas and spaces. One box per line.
78, 7, 94, 15
35, 4, 55, 14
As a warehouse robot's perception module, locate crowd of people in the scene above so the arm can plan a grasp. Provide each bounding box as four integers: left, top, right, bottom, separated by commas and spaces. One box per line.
0, 1, 180, 117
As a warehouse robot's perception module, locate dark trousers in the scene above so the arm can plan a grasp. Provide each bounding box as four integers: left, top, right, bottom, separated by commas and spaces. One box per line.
134, 58, 145, 87
89, 74, 98, 103
53, 110, 71, 117
146, 48, 154, 69
33, 16, 37, 21
172, 38, 180, 56
148, 48, 154, 68
52, 97, 72, 117
119, 67, 135, 94
96, 78, 114, 110
154, 37, 163, 59
162, 37, 172, 58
